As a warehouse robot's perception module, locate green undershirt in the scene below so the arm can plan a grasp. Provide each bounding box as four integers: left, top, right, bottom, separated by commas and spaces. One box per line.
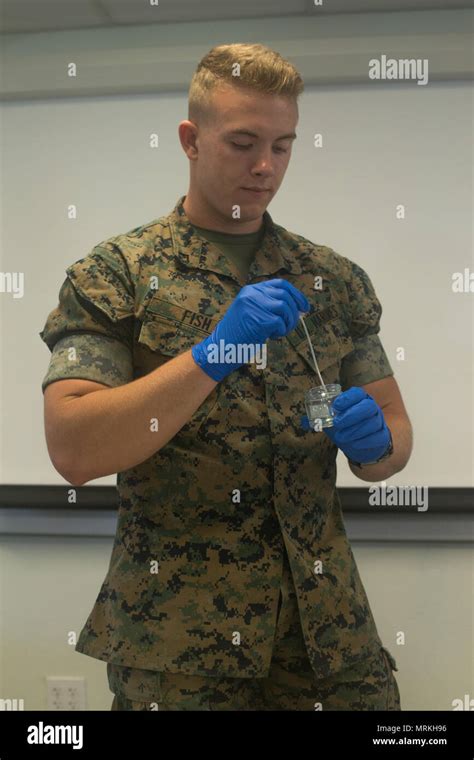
193, 220, 265, 282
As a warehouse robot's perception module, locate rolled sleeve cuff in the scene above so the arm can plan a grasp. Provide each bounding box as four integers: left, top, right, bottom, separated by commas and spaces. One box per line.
41, 333, 134, 393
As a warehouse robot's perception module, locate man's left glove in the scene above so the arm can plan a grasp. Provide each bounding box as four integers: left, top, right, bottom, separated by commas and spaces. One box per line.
300, 386, 392, 465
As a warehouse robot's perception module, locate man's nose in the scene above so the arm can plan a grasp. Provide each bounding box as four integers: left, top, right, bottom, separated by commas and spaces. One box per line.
251, 149, 275, 175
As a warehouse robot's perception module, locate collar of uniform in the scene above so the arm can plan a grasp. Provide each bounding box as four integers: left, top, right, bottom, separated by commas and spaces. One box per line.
168, 195, 302, 280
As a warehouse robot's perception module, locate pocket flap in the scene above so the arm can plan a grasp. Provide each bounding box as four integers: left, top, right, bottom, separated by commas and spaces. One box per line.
145, 296, 219, 334
138, 312, 209, 357
138, 295, 220, 357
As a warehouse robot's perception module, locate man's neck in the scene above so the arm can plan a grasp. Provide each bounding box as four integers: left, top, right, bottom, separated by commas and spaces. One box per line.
183, 192, 264, 234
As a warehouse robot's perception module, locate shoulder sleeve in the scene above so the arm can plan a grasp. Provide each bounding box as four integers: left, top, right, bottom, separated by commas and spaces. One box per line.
339, 259, 394, 390
39, 244, 135, 393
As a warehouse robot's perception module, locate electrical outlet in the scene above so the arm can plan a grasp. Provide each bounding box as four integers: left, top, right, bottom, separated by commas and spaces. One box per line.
46, 677, 86, 710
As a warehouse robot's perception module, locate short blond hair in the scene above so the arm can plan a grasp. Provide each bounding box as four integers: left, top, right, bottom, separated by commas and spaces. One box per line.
188, 43, 304, 125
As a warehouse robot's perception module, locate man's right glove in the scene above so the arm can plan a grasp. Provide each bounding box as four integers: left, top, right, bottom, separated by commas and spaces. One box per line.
191, 278, 310, 382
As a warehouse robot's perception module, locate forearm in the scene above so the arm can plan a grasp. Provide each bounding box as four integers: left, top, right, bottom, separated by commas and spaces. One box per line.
348, 409, 413, 482
59, 349, 217, 484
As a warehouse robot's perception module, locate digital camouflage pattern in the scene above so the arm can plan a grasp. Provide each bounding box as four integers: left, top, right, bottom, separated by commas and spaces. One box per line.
39, 195, 395, 682
107, 545, 400, 710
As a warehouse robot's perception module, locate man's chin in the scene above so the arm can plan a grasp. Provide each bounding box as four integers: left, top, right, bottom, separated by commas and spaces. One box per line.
235, 194, 272, 214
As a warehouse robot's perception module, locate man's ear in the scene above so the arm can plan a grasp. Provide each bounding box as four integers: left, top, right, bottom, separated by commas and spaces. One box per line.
178, 120, 199, 159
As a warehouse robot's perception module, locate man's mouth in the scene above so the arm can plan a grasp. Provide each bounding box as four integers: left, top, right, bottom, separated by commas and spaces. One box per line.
241, 187, 271, 195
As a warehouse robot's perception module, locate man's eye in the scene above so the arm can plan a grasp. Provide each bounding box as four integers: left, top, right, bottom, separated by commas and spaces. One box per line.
231, 142, 287, 154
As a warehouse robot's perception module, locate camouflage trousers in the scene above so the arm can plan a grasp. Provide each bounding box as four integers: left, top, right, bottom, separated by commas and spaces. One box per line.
108, 547, 401, 711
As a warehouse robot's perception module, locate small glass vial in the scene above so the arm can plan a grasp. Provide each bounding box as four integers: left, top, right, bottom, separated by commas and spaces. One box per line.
304, 384, 341, 430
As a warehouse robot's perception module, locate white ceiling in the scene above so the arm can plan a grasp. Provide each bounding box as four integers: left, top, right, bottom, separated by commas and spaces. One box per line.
0, 0, 472, 35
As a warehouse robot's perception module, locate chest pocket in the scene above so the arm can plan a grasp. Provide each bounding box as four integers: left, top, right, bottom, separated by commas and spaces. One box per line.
135, 300, 220, 437
285, 315, 354, 385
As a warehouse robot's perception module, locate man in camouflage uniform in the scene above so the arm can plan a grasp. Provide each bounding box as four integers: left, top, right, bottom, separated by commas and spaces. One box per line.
39, 44, 412, 710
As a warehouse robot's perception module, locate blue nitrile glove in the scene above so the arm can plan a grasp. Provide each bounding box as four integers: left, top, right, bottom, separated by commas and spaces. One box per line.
192, 278, 310, 382
301, 386, 391, 464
